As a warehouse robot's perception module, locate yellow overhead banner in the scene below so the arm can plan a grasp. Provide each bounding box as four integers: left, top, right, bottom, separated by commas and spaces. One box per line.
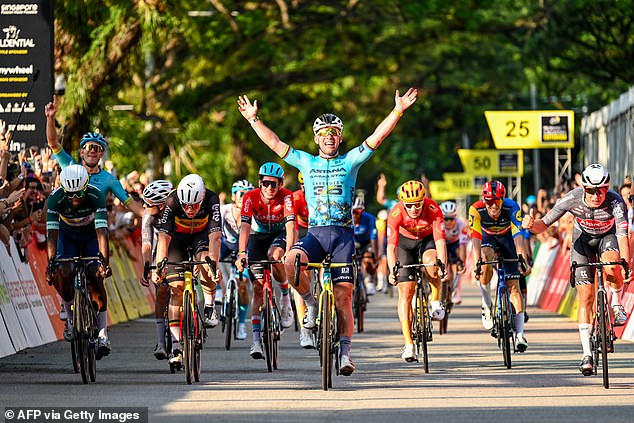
457, 149, 524, 177
443, 173, 487, 195
485, 110, 574, 149
428, 181, 460, 201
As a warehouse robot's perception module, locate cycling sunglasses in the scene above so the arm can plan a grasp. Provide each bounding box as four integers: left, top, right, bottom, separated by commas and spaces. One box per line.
316, 128, 342, 137
403, 202, 423, 210
584, 187, 607, 196
260, 180, 279, 189
82, 143, 104, 153
484, 198, 502, 206
65, 189, 86, 199
444, 217, 455, 221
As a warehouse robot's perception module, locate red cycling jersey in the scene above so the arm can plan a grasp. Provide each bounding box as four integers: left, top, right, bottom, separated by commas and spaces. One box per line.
293, 189, 309, 229
241, 188, 296, 234
387, 199, 446, 246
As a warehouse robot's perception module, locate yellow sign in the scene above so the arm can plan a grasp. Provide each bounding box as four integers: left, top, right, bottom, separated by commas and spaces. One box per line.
443, 173, 487, 195
428, 181, 460, 201
457, 149, 524, 177
485, 110, 574, 149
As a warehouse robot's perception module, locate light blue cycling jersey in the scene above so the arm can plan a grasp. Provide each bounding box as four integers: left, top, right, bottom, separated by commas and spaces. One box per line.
282, 142, 374, 228
54, 147, 132, 206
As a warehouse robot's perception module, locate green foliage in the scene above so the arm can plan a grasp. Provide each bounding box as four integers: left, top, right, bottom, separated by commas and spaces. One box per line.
51, 0, 634, 196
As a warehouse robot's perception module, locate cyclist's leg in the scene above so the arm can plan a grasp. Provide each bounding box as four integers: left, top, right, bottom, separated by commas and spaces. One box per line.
395, 236, 419, 351
164, 237, 188, 362
269, 235, 293, 327
421, 238, 444, 320
330, 227, 356, 374
154, 284, 169, 357
283, 229, 325, 329
571, 234, 597, 369
237, 270, 251, 339
249, 275, 265, 357
599, 235, 628, 325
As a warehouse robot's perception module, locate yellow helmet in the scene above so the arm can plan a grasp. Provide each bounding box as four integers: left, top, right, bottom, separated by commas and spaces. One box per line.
298, 172, 304, 184
399, 180, 425, 203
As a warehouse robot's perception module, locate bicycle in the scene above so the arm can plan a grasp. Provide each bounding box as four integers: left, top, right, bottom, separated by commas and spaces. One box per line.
155, 251, 216, 384
219, 252, 243, 351
56, 255, 104, 384
474, 255, 526, 369
294, 253, 353, 390
570, 259, 630, 389
439, 258, 463, 335
392, 259, 444, 373
352, 252, 367, 334
144, 263, 176, 372
243, 258, 283, 372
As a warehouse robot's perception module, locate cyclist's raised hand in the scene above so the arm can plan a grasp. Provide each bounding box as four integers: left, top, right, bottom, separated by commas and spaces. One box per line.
522, 208, 535, 230
44, 99, 57, 119
394, 88, 418, 113
237, 95, 258, 121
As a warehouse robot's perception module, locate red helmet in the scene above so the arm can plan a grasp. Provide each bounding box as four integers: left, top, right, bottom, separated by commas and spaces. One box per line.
481, 180, 506, 200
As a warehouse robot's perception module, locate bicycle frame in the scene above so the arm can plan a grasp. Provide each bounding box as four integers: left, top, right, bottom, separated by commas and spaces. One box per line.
295, 253, 353, 390
156, 253, 216, 384
475, 256, 525, 369
570, 259, 629, 389
220, 254, 242, 350
56, 255, 103, 384
244, 258, 283, 372
393, 259, 444, 373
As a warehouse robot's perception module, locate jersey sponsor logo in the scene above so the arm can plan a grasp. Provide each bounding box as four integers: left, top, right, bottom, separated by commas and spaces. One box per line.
575, 217, 613, 233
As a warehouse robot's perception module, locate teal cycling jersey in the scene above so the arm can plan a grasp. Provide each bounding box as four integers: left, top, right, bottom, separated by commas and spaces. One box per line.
282, 142, 374, 228
53, 147, 132, 206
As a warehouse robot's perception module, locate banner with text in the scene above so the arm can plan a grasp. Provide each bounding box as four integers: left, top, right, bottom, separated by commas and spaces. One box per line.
0, 1, 53, 149
485, 110, 574, 149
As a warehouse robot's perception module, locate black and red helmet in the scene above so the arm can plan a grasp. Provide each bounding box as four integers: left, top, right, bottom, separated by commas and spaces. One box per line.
481, 180, 506, 200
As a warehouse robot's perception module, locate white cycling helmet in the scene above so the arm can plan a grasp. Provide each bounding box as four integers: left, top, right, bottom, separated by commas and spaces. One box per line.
312, 113, 343, 134
143, 179, 173, 206
232, 179, 254, 194
440, 201, 458, 217
60, 164, 89, 193
352, 196, 365, 210
177, 174, 206, 205
581, 164, 610, 188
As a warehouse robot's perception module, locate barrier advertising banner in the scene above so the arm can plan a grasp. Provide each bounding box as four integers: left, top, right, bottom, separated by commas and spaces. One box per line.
0, 0, 53, 149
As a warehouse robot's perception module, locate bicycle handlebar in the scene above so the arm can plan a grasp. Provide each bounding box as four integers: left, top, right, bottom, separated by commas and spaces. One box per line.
474, 255, 526, 278
569, 259, 631, 287
152, 256, 217, 278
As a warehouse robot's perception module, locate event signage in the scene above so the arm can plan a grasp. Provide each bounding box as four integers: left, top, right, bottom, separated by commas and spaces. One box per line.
485, 110, 574, 149
0, 1, 53, 150
457, 149, 524, 177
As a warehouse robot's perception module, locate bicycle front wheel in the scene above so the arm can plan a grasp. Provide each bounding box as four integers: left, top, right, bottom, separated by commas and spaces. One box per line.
183, 290, 195, 384
74, 290, 89, 384
597, 290, 609, 388
193, 308, 203, 382
224, 285, 235, 351
420, 287, 430, 373
320, 293, 333, 391
262, 290, 274, 372
500, 290, 512, 369
439, 280, 450, 335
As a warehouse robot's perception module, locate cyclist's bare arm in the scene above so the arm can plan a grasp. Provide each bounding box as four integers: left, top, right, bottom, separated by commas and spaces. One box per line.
44, 98, 61, 151
376, 173, 388, 206
284, 220, 297, 258
522, 208, 548, 234
386, 243, 398, 283
207, 231, 222, 282
237, 95, 289, 158
364, 88, 417, 149
513, 235, 531, 275
235, 221, 251, 271
616, 235, 632, 283
152, 232, 171, 284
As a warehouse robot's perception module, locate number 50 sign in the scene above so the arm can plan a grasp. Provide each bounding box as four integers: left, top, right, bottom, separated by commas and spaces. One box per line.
485, 110, 574, 149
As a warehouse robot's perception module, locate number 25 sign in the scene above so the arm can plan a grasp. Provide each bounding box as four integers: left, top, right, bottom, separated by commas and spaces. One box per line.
485, 110, 574, 149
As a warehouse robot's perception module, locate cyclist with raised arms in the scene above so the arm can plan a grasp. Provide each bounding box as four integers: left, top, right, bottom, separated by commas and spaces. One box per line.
151, 174, 222, 366
439, 201, 468, 304
386, 181, 447, 362
234, 163, 297, 359
469, 180, 531, 352
352, 196, 379, 295
522, 164, 631, 375
237, 87, 418, 375
46, 165, 112, 358
139, 179, 173, 360
45, 100, 143, 218
219, 179, 254, 341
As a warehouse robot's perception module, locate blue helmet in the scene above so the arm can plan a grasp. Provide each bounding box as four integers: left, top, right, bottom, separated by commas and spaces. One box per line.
80, 132, 107, 150
259, 162, 284, 179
